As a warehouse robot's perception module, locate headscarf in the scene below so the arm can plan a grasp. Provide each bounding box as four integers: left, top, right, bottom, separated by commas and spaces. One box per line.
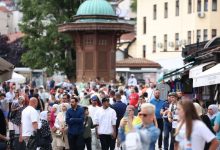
208, 104, 219, 119
39, 111, 48, 129
40, 111, 48, 121
56, 103, 70, 126
60, 103, 71, 112
52, 104, 60, 116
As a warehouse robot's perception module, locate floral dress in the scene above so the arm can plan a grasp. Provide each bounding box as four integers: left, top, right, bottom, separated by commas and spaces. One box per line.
38, 120, 52, 150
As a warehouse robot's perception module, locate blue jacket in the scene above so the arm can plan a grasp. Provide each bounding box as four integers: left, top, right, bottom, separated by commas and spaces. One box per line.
118, 123, 160, 150
66, 105, 84, 135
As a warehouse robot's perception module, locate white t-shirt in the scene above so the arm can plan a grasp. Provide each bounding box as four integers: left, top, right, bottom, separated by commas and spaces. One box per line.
127, 77, 137, 86
21, 106, 39, 137
88, 105, 101, 122
121, 95, 128, 105
168, 103, 178, 128
94, 107, 117, 135
6, 91, 15, 103
175, 120, 215, 150
146, 88, 154, 101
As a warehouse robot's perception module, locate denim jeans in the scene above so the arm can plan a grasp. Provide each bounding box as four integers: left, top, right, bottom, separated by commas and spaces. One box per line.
0, 141, 7, 150
163, 120, 172, 150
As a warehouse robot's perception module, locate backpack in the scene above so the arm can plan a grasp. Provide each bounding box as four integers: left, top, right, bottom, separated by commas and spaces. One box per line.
125, 132, 143, 150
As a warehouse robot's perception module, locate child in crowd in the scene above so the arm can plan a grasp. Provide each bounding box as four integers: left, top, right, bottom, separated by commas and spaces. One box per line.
83, 106, 94, 150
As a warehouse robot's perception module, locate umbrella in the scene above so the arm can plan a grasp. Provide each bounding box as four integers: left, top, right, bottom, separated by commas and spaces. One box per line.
7, 72, 26, 84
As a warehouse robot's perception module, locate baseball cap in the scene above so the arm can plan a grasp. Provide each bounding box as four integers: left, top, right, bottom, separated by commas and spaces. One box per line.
91, 95, 98, 101
168, 92, 178, 97
39, 85, 44, 89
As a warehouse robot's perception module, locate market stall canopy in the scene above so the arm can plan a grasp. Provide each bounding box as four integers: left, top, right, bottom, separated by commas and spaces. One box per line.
0, 57, 14, 82
193, 63, 220, 87
189, 62, 215, 78
7, 72, 26, 84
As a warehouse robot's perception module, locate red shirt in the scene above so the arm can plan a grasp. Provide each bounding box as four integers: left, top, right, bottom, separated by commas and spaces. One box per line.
129, 93, 139, 107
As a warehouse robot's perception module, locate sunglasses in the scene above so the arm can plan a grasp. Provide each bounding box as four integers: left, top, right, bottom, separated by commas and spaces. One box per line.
139, 113, 149, 117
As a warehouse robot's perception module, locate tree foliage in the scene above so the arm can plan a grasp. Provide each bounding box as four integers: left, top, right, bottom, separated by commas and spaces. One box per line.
19, 0, 84, 81
131, 0, 137, 12
0, 35, 26, 67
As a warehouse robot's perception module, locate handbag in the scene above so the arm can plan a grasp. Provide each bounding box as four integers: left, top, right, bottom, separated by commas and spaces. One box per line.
27, 135, 38, 150
55, 130, 63, 137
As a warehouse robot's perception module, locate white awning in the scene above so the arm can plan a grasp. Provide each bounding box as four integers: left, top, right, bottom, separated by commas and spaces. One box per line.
193, 63, 220, 87
189, 62, 214, 78
7, 72, 26, 84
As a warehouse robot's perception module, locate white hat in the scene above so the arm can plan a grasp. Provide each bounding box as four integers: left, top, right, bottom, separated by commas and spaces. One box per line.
130, 74, 135, 77
39, 85, 44, 89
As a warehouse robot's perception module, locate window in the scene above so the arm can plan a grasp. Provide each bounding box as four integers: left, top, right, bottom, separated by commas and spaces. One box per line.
197, 29, 201, 41
203, 29, 208, 41
188, 0, 192, 13
164, 2, 168, 18
204, 0, 208, 11
143, 17, 146, 34
153, 36, 156, 53
153, 5, 157, 20
176, 0, 179, 16
164, 34, 168, 52
197, 0, 202, 12
212, 0, 217, 11
187, 31, 192, 44
99, 39, 107, 45
85, 37, 94, 45
143, 45, 146, 58
212, 29, 217, 38
175, 33, 179, 50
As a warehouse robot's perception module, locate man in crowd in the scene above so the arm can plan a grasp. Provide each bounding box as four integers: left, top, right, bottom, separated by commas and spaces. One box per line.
38, 85, 49, 103
147, 82, 155, 101
21, 97, 39, 146
62, 93, 70, 103
150, 89, 164, 150
94, 98, 117, 150
161, 93, 172, 150
66, 96, 84, 150
167, 92, 179, 150
88, 95, 101, 149
111, 92, 127, 150
127, 74, 137, 87
0, 93, 9, 120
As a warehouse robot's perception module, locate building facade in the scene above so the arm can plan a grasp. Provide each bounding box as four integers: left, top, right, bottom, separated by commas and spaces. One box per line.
137, 0, 220, 71
0, 6, 22, 35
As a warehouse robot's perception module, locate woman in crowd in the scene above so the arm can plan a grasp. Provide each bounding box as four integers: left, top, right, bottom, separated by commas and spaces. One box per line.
137, 95, 146, 112
52, 104, 60, 117
207, 104, 219, 127
119, 105, 142, 140
33, 93, 44, 112
10, 96, 26, 150
38, 111, 52, 150
175, 100, 219, 150
54, 103, 70, 150
193, 102, 215, 150
13, 90, 20, 103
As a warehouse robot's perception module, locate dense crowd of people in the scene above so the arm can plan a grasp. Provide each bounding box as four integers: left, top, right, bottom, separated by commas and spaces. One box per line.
0, 76, 220, 150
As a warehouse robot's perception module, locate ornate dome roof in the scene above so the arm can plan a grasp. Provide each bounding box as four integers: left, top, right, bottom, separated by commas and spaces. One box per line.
76, 0, 116, 16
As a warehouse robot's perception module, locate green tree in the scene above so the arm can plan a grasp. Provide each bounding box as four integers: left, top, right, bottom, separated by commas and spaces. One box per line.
19, 0, 84, 81
131, 0, 137, 12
